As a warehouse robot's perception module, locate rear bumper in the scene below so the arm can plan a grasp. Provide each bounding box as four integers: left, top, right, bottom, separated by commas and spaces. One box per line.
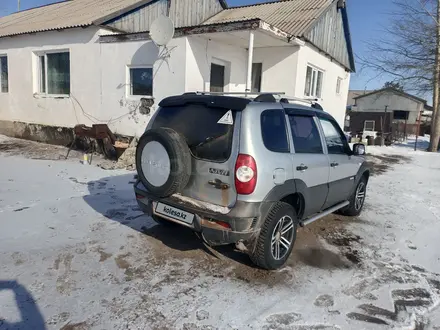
134, 180, 267, 246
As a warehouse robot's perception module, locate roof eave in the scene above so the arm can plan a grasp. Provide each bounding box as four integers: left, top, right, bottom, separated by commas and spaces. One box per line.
0, 24, 92, 39
340, 2, 356, 72
98, 18, 263, 43
301, 0, 355, 72
353, 87, 428, 104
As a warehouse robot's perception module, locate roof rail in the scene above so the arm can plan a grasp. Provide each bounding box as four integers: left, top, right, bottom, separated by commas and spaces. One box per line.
194, 91, 286, 96
191, 91, 319, 106
195, 91, 318, 104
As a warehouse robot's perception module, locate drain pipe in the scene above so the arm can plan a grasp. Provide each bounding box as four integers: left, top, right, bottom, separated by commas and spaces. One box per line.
245, 31, 255, 96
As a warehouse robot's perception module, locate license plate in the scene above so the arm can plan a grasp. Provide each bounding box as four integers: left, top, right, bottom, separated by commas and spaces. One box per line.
155, 203, 194, 224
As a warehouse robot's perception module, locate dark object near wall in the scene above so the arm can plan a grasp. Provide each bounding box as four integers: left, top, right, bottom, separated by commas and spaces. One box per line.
67, 124, 118, 161
393, 110, 409, 120
349, 112, 392, 134
0, 120, 133, 159
139, 97, 154, 115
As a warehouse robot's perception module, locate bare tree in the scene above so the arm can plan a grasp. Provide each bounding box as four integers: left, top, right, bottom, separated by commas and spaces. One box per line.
383, 81, 405, 91
359, 0, 440, 151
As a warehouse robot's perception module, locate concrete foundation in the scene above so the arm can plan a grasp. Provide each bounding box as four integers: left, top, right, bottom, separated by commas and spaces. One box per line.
0, 120, 75, 146
0, 120, 133, 150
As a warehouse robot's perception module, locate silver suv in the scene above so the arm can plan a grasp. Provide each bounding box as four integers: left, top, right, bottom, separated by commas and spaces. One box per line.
134, 93, 369, 270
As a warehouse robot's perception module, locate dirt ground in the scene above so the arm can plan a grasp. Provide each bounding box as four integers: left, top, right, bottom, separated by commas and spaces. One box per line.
1, 135, 438, 330
0, 135, 410, 286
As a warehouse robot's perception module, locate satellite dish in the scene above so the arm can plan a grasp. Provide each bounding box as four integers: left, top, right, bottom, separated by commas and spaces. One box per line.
150, 15, 175, 46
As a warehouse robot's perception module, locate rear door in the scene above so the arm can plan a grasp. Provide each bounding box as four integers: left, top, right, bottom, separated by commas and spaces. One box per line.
151, 103, 239, 207
285, 110, 330, 217
317, 116, 359, 208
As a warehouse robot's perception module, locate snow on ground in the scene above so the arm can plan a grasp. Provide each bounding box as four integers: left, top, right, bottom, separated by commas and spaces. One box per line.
0, 135, 440, 329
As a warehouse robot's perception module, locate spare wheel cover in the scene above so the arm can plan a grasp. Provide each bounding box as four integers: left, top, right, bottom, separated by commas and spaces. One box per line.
141, 140, 171, 187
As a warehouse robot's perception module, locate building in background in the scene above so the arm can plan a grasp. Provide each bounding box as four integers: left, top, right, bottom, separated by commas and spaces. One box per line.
0, 0, 355, 143
346, 87, 432, 140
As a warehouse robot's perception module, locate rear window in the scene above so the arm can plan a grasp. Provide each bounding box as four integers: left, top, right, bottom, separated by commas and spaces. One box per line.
152, 104, 236, 162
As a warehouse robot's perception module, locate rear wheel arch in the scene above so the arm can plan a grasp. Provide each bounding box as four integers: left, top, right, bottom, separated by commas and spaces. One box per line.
280, 193, 305, 220
262, 180, 307, 221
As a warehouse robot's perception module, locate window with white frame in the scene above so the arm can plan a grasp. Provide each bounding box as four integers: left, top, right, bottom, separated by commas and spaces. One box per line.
364, 120, 375, 131
36, 51, 70, 95
0, 56, 8, 93
129, 66, 153, 96
336, 77, 342, 94
304, 65, 323, 98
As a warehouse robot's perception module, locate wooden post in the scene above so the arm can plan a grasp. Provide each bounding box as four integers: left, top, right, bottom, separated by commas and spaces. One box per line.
380, 116, 384, 146
245, 31, 255, 95
415, 111, 422, 151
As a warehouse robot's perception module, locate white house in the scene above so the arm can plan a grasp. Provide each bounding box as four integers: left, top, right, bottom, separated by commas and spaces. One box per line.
0, 0, 355, 142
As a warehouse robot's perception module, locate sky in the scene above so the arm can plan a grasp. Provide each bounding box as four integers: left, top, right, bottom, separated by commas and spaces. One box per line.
0, 0, 397, 91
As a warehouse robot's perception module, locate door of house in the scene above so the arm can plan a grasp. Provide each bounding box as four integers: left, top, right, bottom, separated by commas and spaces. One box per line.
210, 63, 225, 92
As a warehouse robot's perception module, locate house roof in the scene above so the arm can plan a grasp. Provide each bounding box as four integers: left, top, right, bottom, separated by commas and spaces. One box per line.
203, 0, 331, 37
0, 0, 156, 38
353, 87, 428, 104
0, 0, 332, 39
347, 90, 373, 106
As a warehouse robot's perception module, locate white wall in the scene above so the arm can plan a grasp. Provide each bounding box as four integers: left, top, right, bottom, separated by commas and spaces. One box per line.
100, 37, 187, 137
294, 43, 350, 128
0, 28, 352, 138
252, 46, 299, 95
355, 91, 423, 124
185, 36, 247, 93
0, 27, 104, 130
0, 27, 188, 137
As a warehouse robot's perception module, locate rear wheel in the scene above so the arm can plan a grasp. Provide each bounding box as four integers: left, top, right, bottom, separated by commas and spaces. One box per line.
250, 202, 298, 270
340, 176, 367, 216
136, 128, 192, 198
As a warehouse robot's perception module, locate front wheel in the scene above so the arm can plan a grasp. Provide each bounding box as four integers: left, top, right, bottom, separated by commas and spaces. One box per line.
340, 176, 368, 216
250, 202, 298, 270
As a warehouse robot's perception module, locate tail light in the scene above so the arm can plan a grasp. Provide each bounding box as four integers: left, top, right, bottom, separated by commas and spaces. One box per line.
235, 154, 257, 195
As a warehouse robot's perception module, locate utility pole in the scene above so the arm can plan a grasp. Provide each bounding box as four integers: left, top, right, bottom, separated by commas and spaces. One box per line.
18, 0, 20, 11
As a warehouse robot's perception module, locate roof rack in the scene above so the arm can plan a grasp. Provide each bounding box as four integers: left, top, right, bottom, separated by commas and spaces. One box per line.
193, 91, 317, 104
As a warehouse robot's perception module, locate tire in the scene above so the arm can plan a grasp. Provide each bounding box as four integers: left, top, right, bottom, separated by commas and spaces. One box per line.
250, 202, 298, 270
136, 128, 192, 198
339, 176, 368, 216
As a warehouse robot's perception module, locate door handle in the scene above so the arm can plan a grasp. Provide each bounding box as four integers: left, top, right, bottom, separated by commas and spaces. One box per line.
331, 162, 339, 168
296, 164, 308, 171
208, 179, 229, 190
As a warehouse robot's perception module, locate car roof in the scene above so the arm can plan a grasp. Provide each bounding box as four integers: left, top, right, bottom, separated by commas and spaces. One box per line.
159, 93, 334, 120
159, 94, 251, 111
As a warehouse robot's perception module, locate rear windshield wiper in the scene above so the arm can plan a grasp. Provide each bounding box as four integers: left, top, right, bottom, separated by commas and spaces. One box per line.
190, 134, 225, 149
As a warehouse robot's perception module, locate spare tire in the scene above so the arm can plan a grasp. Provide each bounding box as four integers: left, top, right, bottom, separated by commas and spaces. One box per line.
136, 127, 192, 197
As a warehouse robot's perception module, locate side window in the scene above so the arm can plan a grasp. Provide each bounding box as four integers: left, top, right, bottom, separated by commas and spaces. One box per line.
319, 118, 349, 154
261, 110, 289, 153
288, 115, 323, 154
129, 67, 153, 96
0, 56, 8, 93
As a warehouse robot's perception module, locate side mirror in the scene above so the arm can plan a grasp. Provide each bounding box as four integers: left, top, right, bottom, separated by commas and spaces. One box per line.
353, 143, 366, 156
